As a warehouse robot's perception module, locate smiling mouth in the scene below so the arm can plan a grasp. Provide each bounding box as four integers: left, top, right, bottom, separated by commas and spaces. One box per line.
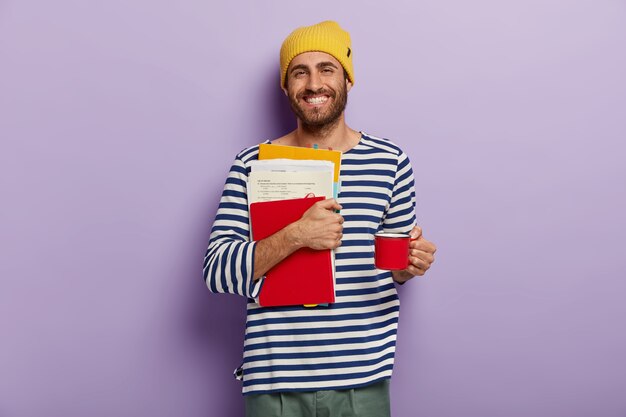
303, 95, 329, 105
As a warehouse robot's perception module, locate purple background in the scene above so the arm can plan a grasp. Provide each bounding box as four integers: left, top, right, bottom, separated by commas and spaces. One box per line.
1, 1, 625, 416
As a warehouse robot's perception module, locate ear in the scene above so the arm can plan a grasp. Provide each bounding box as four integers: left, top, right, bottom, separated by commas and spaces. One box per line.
346, 79, 353, 92
282, 87, 288, 96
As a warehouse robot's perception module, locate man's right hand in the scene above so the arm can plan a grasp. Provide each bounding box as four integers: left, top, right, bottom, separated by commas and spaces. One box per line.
253, 198, 343, 280
291, 198, 344, 250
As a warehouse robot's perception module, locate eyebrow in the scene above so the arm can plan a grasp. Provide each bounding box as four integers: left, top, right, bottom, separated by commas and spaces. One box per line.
290, 61, 339, 74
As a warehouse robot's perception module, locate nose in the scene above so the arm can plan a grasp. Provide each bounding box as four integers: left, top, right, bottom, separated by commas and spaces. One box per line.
306, 70, 323, 92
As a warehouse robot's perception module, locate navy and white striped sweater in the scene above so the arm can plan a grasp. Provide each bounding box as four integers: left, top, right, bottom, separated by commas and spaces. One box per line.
203, 132, 416, 395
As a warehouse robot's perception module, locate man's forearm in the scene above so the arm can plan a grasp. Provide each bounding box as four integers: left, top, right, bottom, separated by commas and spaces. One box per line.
252, 198, 344, 280
253, 223, 302, 280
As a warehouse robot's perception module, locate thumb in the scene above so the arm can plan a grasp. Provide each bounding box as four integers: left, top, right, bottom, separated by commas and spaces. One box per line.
410, 225, 422, 239
319, 198, 342, 211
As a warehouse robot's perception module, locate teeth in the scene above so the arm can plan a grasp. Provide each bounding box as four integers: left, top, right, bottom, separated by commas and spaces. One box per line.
305, 96, 328, 104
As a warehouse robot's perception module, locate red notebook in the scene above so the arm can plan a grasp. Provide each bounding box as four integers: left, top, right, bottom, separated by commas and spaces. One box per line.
250, 196, 335, 307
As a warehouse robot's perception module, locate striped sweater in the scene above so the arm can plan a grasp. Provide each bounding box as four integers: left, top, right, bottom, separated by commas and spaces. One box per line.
203, 132, 416, 395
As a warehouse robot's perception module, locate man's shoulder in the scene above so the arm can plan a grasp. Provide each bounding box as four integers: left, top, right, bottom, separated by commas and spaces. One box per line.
359, 132, 406, 157
233, 140, 271, 164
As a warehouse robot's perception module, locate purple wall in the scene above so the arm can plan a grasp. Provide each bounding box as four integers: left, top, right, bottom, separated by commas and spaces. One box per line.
1, 1, 625, 416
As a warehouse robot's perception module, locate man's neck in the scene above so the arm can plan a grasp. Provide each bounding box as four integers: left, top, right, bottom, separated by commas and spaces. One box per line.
277, 116, 360, 152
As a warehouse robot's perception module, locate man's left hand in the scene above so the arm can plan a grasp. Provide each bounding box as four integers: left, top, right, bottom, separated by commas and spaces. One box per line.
392, 225, 437, 284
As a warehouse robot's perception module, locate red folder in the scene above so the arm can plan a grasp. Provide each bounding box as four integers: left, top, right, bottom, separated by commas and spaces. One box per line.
250, 196, 335, 307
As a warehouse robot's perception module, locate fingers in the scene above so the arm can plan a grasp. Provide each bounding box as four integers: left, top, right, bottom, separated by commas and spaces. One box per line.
319, 207, 344, 226
318, 231, 343, 250
410, 246, 434, 261
297, 199, 344, 250
405, 263, 426, 277
405, 232, 436, 277
303, 201, 344, 223
409, 225, 422, 240
410, 237, 436, 254
408, 225, 437, 254
317, 198, 343, 211
409, 251, 433, 271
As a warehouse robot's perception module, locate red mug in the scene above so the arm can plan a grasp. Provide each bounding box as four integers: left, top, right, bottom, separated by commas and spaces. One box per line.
374, 232, 410, 270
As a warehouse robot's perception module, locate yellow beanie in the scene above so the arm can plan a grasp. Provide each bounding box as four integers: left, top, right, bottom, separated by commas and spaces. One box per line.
280, 20, 354, 88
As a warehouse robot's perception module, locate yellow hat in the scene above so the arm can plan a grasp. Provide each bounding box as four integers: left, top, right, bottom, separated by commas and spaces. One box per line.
280, 20, 354, 88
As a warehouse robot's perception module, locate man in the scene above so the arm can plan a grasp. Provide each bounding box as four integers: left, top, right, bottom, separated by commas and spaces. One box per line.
204, 21, 437, 417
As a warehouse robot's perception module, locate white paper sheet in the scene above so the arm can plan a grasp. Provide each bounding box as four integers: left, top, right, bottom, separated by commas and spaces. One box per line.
248, 171, 334, 203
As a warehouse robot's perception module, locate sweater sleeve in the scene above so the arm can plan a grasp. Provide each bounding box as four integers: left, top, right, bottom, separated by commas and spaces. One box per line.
203, 153, 263, 299
381, 150, 417, 233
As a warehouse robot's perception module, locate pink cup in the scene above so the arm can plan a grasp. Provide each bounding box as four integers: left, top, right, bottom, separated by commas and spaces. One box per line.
374, 232, 410, 270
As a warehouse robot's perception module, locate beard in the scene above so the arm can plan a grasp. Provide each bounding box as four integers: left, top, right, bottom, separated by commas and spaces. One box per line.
288, 82, 348, 129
